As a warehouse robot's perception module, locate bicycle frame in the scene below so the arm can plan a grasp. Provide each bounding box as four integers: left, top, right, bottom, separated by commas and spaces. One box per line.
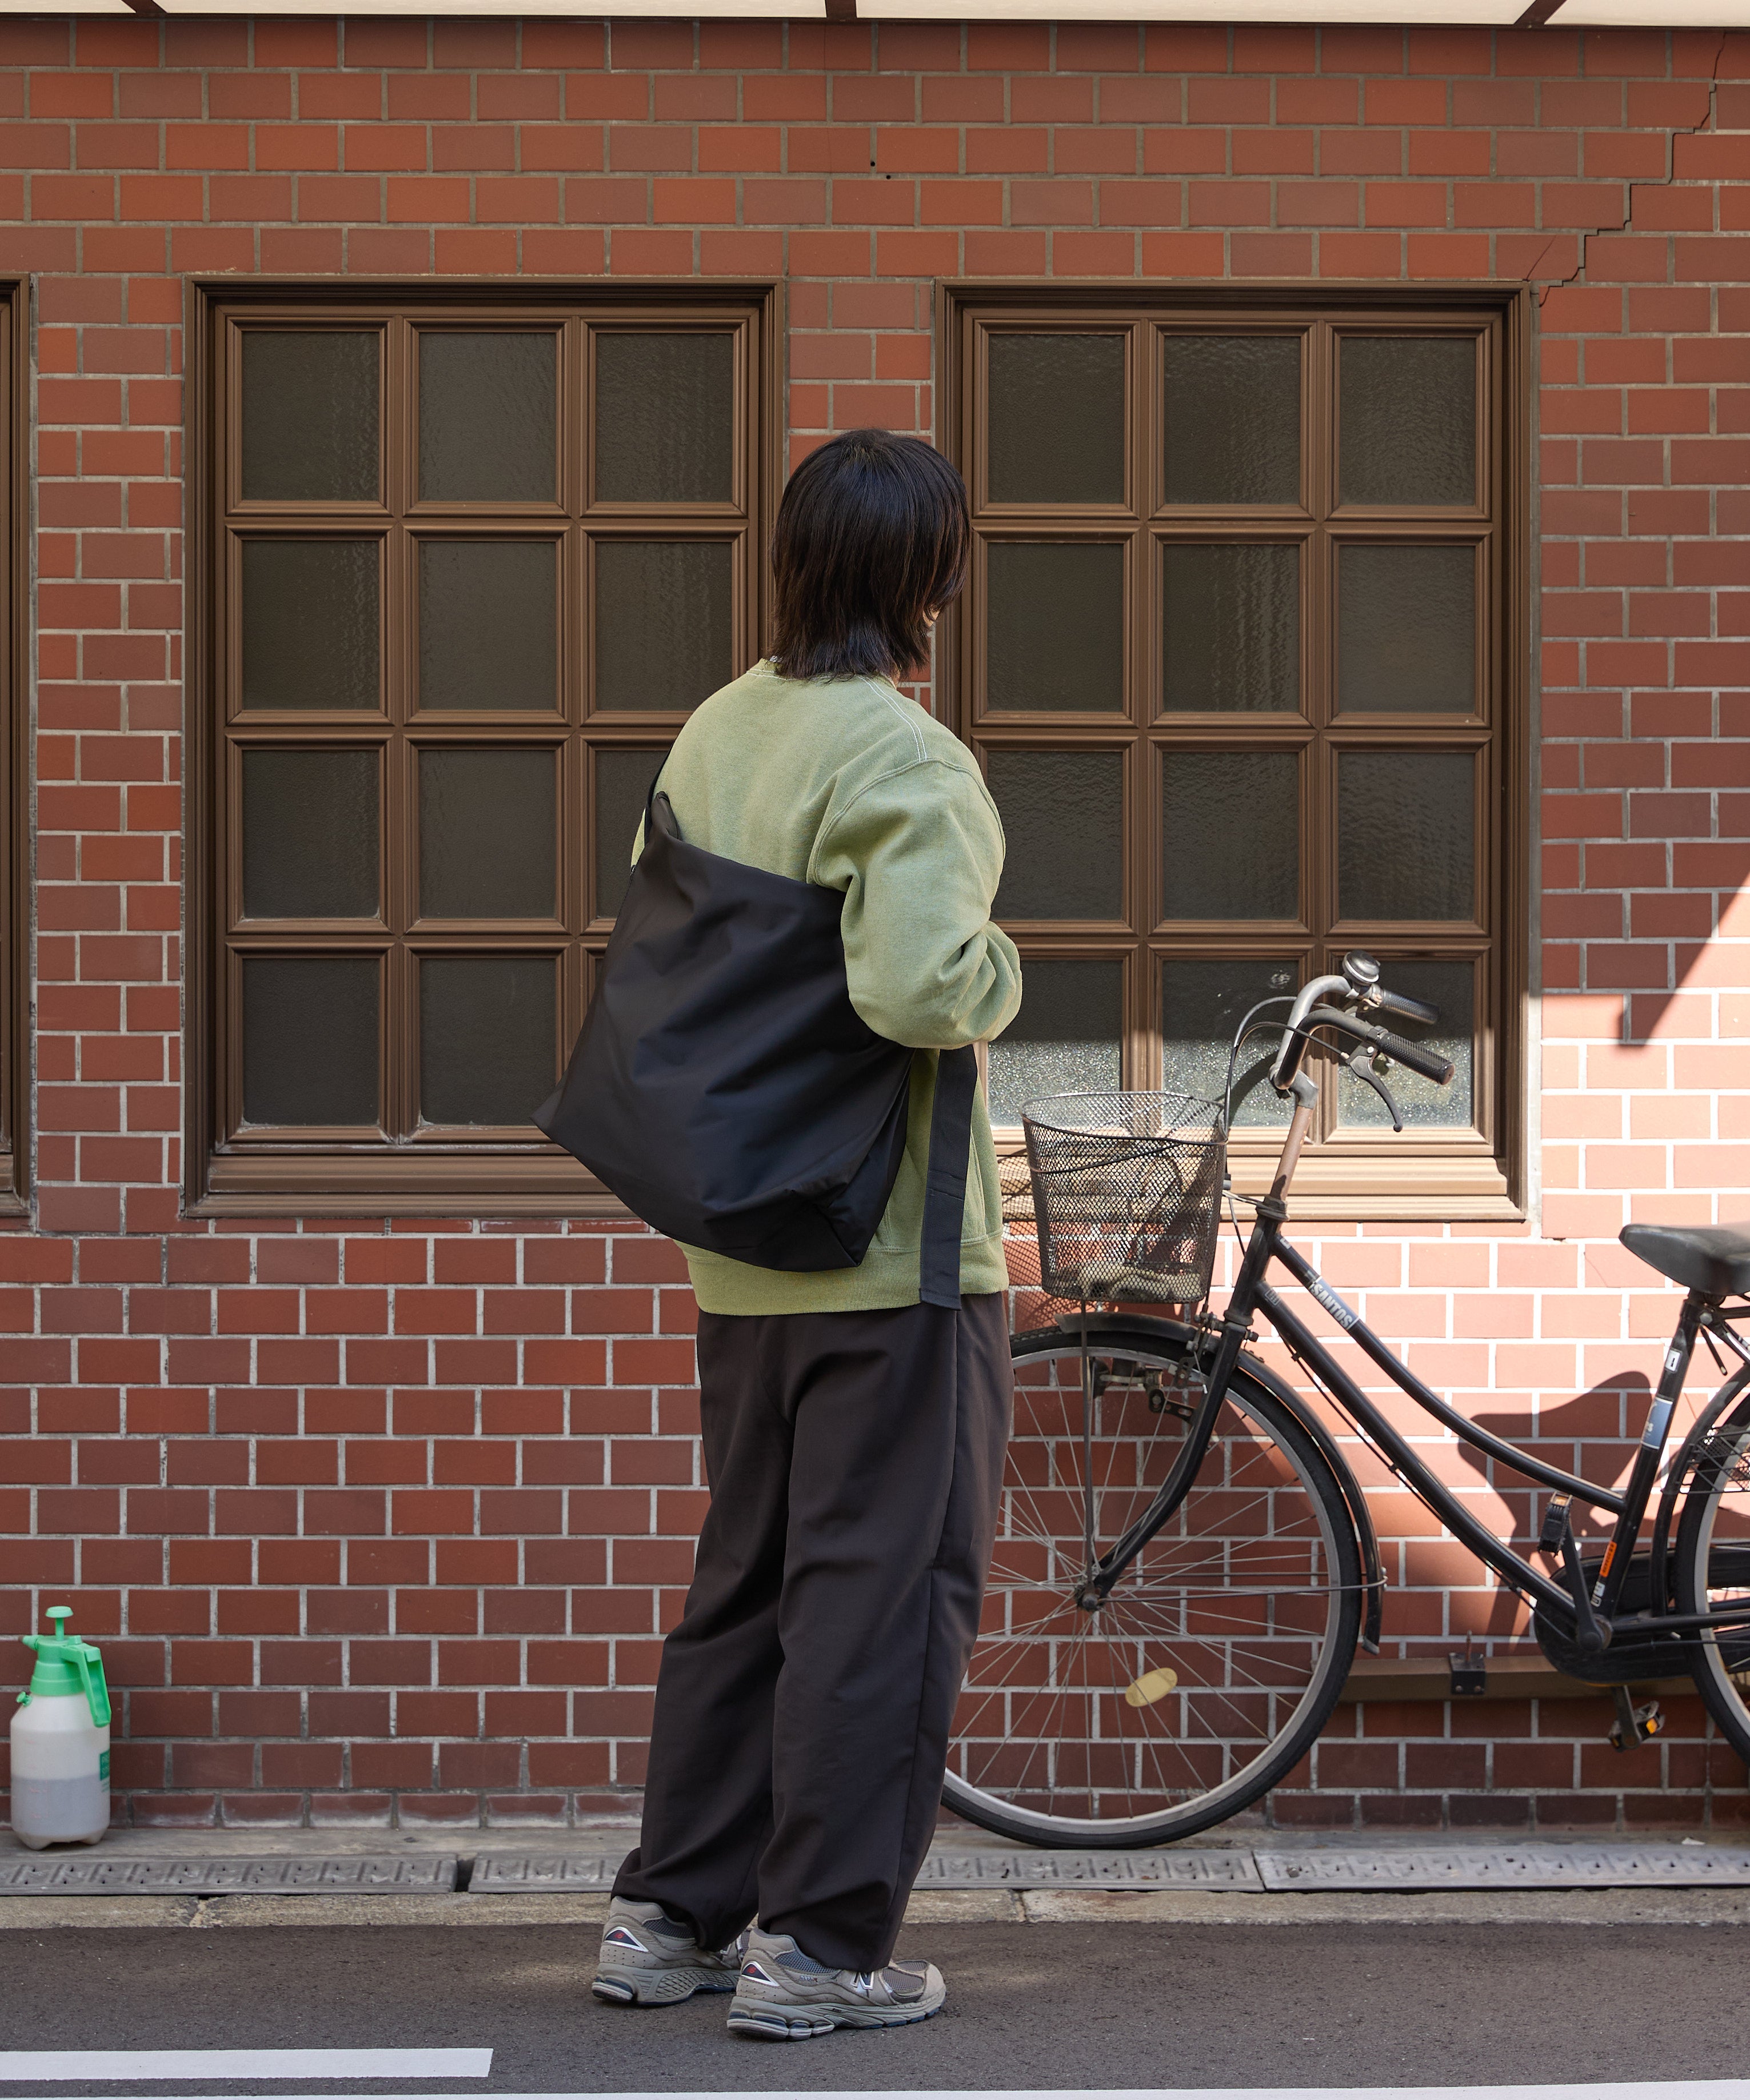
1081, 1103, 1750, 1652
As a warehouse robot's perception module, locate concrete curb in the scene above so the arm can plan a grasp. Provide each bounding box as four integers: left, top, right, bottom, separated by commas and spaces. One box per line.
8, 1827, 1750, 1929
8, 1885, 1750, 1930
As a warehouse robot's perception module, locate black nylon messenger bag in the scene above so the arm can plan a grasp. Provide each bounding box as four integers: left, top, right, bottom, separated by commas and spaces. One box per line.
533, 789, 978, 1308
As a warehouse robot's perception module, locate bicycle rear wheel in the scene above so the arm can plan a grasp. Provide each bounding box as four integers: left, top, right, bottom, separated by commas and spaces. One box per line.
942, 1323, 1362, 1848
1674, 1395, 1750, 1764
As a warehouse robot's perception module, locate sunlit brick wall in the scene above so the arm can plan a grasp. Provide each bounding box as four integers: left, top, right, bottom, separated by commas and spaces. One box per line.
0, 10, 1747, 1831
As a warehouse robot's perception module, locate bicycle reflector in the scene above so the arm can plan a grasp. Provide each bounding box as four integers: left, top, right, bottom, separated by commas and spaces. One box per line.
1124, 1666, 1178, 1709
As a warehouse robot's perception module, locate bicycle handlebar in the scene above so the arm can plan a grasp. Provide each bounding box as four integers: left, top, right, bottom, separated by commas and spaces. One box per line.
1268, 949, 1454, 1099
1309, 1007, 1456, 1088
1371, 984, 1440, 1029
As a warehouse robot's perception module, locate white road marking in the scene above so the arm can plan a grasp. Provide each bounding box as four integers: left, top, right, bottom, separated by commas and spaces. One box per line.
0, 2055, 491, 2083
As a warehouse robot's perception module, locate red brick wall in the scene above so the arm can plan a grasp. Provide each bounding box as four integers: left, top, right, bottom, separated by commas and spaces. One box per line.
1, 10, 1748, 1832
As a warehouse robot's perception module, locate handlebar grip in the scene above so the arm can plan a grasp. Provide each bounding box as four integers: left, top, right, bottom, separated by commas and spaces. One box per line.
1374, 985, 1440, 1028
1371, 1026, 1454, 1087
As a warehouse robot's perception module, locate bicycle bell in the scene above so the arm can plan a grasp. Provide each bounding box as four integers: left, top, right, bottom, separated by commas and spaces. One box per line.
1341, 951, 1381, 999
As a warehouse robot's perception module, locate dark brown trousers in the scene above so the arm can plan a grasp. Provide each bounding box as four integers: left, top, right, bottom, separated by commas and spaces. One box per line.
612, 1292, 1012, 1972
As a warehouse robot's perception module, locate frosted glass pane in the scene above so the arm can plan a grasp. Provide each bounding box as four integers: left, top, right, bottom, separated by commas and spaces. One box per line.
596, 333, 734, 504
242, 957, 378, 1127
1161, 545, 1298, 714
241, 541, 379, 713
420, 955, 556, 1127
1162, 336, 1299, 507
986, 542, 1124, 713
1161, 958, 1298, 1126
1339, 544, 1475, 715
1340, 337, 1477, 509
242, 749, 378, 921
594, 541, 733, 712
1162, 751, 1297, 920
987, 961, 1121, 1125
988, 750, 1122, 921
242, 332, 378, 504
418, 541, 558, 713
988, 334, 1125, 506
418, 748, 557, 921
1337, 960, 1474, 1129
1338, 751, 1474, 922
419, 332, 557, 503
594, 746, 666, 917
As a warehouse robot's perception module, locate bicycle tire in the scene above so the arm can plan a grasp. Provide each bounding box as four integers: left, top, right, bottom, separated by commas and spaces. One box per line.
942, 1322, 1363, 1848
1673, 1394, 1750, 1765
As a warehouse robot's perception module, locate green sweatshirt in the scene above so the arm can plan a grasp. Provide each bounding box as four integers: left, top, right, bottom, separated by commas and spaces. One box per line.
643, 658, 1023, 1316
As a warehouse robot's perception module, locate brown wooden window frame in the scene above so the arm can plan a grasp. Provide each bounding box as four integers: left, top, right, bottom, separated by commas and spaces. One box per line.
939, 283, 1531, 1222
0, 280, 25, 1216
185, 280, 780, 1218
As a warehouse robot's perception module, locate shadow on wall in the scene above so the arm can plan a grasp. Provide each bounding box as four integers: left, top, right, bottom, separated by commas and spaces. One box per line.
1456, 1371, 1655, 1543
1546, 819, 1750, 1047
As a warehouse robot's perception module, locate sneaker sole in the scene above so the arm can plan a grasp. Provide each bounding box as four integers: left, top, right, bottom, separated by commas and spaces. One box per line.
726, 1998, 941, 2041
592, 1967, 737, 2007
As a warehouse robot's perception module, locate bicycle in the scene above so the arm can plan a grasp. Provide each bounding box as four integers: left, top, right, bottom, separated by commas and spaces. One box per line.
944, 951, 1750, 1848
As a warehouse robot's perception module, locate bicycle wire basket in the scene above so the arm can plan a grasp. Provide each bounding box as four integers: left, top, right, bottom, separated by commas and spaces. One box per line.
1018, 1091, 1227, 1311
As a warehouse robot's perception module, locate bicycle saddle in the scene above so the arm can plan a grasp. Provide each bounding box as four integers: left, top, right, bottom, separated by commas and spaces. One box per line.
1620, 1221, 1750, 1299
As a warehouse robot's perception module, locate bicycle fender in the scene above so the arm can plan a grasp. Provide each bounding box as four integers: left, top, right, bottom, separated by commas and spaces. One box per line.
1053, 1310, 1201, 1346
1230, 1345, 1385, 1655
1652, 1362, 1750, 1610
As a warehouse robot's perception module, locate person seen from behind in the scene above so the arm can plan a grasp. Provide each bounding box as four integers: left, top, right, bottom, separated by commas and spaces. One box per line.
590, 429, 1022, 2039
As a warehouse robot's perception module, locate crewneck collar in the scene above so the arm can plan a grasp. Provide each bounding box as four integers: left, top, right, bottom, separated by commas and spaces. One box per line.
762, 658, 904, 696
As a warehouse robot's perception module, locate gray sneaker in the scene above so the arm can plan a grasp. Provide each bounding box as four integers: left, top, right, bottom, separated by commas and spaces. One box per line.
725, 1925, 945, 2040
591, 1897, 748, 2006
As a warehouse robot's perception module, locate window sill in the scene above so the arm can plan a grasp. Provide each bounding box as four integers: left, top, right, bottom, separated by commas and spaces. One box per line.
1229, 1145, 1520, 1222
1232, 1192, 1525, 1223
193, 1148, 633, 1220
996, 1133, 1521, 1226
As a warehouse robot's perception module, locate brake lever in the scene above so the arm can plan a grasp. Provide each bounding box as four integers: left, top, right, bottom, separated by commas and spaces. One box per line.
1343, 1044, 1404, 1132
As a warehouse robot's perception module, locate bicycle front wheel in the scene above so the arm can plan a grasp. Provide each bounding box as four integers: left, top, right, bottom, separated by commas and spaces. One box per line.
943, 1323, 1362, 1847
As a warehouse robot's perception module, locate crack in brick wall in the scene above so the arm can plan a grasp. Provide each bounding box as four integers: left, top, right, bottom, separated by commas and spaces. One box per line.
1527, 30, 1725, 300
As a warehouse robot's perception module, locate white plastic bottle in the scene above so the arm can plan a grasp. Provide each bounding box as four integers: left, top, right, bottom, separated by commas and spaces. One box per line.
10, 1606, 111, 1849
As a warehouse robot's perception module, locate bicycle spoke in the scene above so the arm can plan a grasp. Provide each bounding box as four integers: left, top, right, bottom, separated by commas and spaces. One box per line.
951, 1338, 1356, 1836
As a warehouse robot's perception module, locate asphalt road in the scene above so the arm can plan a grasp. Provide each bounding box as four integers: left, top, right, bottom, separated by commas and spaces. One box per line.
1, 1922, 1745, 2093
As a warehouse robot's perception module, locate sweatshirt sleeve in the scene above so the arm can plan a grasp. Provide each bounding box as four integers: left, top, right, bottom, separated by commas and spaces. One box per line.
813, 757, 1024, 1051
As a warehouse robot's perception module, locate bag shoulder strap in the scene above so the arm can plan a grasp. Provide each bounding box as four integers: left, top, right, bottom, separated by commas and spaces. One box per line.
918, 1044, 979, 1311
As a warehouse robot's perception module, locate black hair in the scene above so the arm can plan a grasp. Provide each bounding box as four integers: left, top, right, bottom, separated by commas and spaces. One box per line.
768, 428, 970, 681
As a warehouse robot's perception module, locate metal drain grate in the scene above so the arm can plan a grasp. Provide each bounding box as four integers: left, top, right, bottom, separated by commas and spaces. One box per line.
469, 1848, 1259, 1892
14, 1842, 1745, 1901
913, 1849, 1260, 1889
470, 1854, 621, 1890
0, 1854, 457, 1895
1254, 1844, 1750, 1891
